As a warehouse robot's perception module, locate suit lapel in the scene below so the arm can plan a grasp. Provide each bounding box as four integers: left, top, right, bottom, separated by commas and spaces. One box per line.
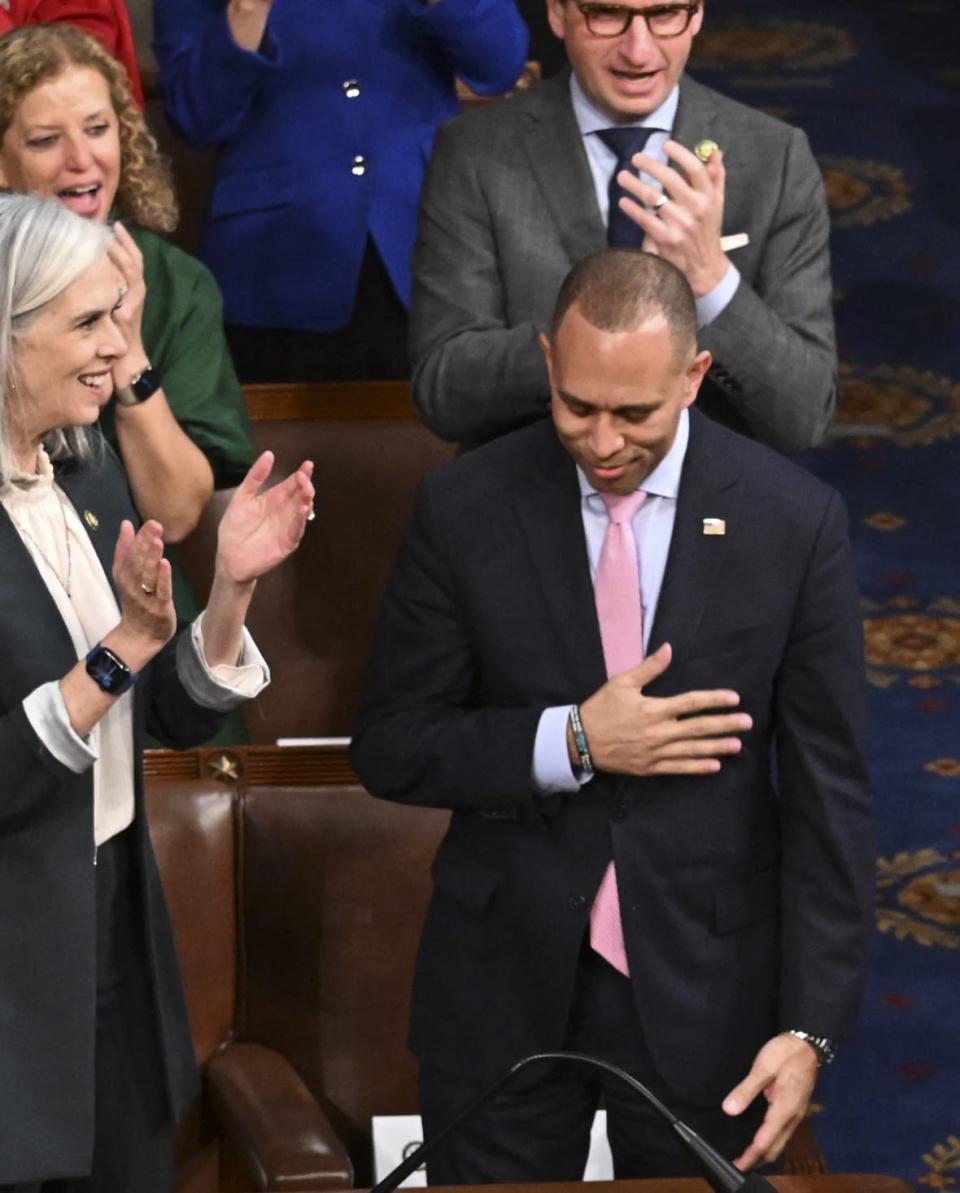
511, 426, 607, 696
57, 452, 126, 605
0, 504, 78, 675
646, 412, 739, 680
509, 414, 742, 696
520, 73, 606, 268
671, 75, 722, 156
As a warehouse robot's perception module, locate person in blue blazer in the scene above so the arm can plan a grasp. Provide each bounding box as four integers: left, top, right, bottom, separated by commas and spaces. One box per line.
153, 0, 529, 382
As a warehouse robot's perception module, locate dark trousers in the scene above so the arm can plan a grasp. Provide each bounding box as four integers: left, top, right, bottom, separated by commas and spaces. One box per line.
419, 945, 766, 1184
226, 238, 409, 383
0, 829, 174, 1193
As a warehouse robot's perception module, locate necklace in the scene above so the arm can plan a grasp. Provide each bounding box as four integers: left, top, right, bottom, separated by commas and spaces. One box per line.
9, 488, 74, 598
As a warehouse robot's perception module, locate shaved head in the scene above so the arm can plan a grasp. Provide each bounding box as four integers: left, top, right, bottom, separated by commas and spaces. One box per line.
550, 249, 698, 363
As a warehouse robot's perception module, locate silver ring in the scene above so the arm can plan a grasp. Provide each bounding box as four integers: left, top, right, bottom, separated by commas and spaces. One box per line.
653, 194, 669, 211
140, 581, 155, 595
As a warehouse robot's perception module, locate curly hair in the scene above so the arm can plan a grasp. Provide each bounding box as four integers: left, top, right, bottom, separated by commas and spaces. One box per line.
0, 24, 178, 234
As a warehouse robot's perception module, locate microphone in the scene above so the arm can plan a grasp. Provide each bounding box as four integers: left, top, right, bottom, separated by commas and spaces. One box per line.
369, 1051, 776, 1193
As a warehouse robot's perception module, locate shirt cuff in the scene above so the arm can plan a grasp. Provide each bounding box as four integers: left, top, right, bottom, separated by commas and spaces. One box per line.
532, 705, 590, 794
176, 616, 271, 712
23, 681, 98, 775
695, 263, 740, 329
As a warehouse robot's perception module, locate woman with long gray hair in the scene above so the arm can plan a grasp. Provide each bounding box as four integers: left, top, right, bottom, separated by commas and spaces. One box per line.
0, 192, 314, 1192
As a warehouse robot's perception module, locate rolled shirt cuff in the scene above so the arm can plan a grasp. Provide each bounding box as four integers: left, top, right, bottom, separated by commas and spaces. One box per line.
23, 681, 98, 774
177, 616, 271, 712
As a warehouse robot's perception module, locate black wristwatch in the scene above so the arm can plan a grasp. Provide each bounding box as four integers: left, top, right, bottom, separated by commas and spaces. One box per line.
85, 644, 139, 695
115, 365, 161, 406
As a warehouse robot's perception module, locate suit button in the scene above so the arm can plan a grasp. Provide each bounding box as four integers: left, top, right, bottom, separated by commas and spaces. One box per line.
612, 802, 628, 821
568, 895, 587, 912
351, 155, 367, 176
343, 79, 361, 98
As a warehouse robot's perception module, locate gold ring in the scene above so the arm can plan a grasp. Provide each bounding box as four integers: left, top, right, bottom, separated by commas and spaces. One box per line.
140, 581, 155, 595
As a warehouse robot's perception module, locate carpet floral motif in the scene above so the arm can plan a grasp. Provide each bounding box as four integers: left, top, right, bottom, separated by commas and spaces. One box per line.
820, 157, 913, 227
876, 850, 960, 950
862, 598, 960, 688
919, 1135, 960, 1188
836, 365, 960, 447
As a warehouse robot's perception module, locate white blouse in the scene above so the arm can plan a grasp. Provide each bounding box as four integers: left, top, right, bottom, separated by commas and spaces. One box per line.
1, 447, 269, 845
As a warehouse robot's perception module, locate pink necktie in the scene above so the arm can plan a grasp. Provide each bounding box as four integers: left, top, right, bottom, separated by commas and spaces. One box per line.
590, 490, 646, 976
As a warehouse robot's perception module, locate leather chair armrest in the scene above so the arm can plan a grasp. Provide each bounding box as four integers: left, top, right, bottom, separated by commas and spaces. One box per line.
207, 1041, 354, 1190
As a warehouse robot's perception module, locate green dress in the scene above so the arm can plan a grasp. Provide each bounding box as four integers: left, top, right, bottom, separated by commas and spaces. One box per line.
99, 225, 256, 744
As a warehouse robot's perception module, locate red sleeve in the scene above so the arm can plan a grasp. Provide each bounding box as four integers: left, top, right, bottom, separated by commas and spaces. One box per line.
14, 0, 145, 107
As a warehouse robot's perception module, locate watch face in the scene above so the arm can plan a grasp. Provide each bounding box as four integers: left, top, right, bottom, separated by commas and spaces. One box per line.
86, 646, 134, 694
131, 367, 160, 402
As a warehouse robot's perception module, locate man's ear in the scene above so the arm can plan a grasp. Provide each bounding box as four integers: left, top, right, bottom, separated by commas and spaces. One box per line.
539, 330, 555, 388
683, 348, 712, 407
545, 0, 567, 42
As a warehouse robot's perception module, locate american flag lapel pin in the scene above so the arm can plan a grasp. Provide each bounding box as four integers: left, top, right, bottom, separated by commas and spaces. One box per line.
702, 518, 726, 536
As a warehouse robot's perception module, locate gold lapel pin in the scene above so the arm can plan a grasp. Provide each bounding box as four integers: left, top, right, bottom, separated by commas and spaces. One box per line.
83, 509, 99, 530
702, 518, 726, 536
694, 139, 720, 163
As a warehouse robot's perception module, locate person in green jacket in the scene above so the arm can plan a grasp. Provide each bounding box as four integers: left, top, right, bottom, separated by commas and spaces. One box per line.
0, 22, 253, 547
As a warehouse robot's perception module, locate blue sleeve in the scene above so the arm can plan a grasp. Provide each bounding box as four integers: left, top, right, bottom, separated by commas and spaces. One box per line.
403, 0, 529, 95
154, 1, 282, 147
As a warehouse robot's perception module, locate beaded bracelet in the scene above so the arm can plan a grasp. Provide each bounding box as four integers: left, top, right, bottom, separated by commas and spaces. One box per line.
568, 704, 594, 776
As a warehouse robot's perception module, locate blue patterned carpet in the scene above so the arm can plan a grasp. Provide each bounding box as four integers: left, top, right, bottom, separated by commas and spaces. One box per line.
690, 1, 959, 1186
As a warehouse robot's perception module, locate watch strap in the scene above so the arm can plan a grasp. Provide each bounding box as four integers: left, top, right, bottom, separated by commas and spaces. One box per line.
787, 1029, 836, 1066
115, 365, 160, 406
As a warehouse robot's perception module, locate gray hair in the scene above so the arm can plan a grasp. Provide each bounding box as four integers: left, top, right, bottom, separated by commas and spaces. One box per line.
550, 249, 698, 362
0, 192, 112, 485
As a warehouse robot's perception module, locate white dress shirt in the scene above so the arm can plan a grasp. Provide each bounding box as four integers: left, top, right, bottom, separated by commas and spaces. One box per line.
532, 409, 690, 793
569, 75, 740, 328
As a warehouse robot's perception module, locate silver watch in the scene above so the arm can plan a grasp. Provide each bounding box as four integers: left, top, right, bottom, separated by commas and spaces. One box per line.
787, 1029, 835, 1066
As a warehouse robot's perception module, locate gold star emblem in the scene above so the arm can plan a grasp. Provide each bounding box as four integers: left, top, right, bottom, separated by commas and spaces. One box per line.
208, 752, 242, 782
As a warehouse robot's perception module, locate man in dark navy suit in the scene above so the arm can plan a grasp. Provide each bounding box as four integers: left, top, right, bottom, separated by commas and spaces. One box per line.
351, 250, 873, 1182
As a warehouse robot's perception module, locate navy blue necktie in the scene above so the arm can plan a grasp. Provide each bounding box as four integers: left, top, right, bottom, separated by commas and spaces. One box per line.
596, 126, 658, 248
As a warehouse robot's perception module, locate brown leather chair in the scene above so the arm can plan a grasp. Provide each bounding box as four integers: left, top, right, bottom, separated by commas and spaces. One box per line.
147, 745, 825, 1192
146, 752, 357, 1193
147, 745, 451, 1190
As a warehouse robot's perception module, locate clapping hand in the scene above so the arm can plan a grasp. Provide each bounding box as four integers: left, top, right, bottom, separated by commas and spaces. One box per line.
215, 451, 315, 586
110, 518, 177, 670
615, 139, 729, 298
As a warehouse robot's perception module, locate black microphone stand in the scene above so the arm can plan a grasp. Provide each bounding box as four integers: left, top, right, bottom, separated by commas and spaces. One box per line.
369, 1050, 776, 1193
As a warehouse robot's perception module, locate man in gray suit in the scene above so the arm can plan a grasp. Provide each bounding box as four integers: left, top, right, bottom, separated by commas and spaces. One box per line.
410, 0, 836, 452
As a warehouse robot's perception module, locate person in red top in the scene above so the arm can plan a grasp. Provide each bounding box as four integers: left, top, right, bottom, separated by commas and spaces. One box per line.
0, 0, 143, 104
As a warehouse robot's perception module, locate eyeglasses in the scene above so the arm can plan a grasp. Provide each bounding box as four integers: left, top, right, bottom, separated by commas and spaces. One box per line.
575, 2, 700, 39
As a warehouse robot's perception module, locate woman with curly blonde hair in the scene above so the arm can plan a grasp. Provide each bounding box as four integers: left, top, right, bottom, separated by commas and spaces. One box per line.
0, 23, 252, 545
